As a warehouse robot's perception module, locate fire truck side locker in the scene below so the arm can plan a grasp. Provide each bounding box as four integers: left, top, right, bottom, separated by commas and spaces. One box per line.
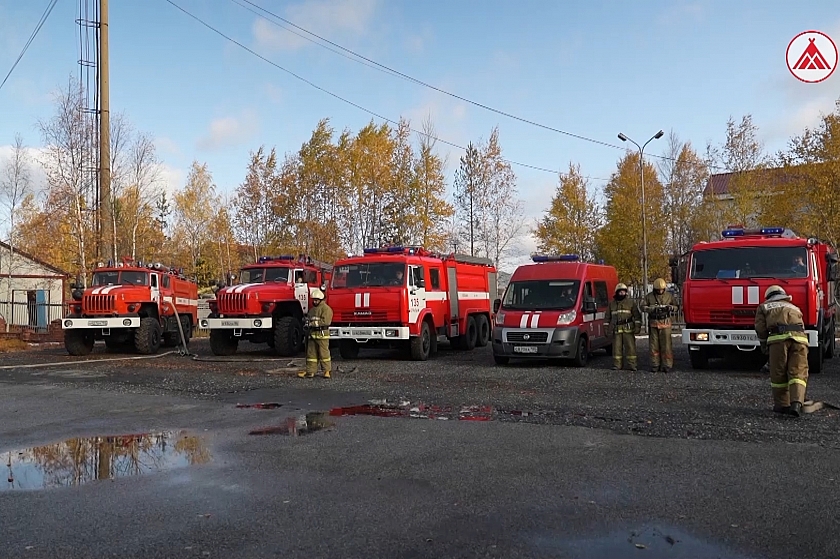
447, 266, 459, 338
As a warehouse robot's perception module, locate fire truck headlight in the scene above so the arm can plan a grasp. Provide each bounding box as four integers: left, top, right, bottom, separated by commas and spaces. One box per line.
128, 304, 137, 312
385, 329, 398, 337
72, 289, 83, 301
123, 319, 132, 326
691, 332, 709, 341
261, 303, 274, 313
200, 319, 209, 328
556, 310, 577, 325
64, 320, 72, 327
253, 319, 262, 328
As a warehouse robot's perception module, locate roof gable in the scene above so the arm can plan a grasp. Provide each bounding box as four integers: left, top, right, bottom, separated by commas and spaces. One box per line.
0, 241, 71, 276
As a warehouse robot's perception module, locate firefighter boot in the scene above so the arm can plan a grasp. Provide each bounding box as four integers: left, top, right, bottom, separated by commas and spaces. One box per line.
773, 404, 791, 414
323, 370, 331, 379
297, 371, 314, 378
788, 401, 803, 417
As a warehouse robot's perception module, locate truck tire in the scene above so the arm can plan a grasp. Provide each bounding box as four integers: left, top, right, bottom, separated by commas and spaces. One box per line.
572, 336, 589, 367
493, 354, 510, 365
825, 319, 835, 359
209, 330, 238, 356
274, 316, 303, 357
809, 346, 824, 374
689, 347, 709, 369
476, 315, 490, 347
65, 330, 94, 356
410, 320, 432, 361
164, 316, 192, 348
135, 317, 162, 355
464, 316, 478, 350
339, 339, 359, 359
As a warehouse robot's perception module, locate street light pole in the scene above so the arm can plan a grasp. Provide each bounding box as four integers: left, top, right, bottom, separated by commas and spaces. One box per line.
617, 129, 663, 294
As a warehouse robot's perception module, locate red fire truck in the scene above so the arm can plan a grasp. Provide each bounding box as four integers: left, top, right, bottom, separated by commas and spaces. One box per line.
62, 259, 198, 356
202, 255, 332, 356
675, 226, 840, 373
327, 246, 498, 361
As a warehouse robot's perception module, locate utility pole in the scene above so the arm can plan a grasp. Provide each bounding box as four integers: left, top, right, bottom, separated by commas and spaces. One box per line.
98, 0, 111, 264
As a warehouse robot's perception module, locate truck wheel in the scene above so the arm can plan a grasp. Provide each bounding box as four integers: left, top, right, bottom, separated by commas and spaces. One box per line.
135, 317, 162, 355
493, 354, 510, 365
274, 316, 303, 357
410, 320, 432, 361
339, 339, 359, 359
464, 316, 478, 350
209, 330, 238, 356
689, 348, 709, 369
809, 346, 824, 374
825, 320, 835, 359
572, 336, 589, 367
476, 315, 490, 347
65, 330, 94, 356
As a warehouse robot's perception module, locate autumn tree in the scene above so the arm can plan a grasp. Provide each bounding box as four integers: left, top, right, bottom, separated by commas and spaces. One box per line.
657, 132, 709, 255
452, 142, 483, 256
411, 119, 453, 250
172, 161, 217, 283
596, 152, 668, 289
533, 162, 600, 260
234, 146, 281, 260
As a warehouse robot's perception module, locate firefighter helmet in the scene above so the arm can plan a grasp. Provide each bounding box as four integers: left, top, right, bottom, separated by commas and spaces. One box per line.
311, 288, 325, 300
764, 285, 786, 300
653, 278, 667, 290
615, 283, 628, 293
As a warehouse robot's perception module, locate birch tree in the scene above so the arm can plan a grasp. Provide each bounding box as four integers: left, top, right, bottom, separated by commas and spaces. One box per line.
172, 161, 217, 282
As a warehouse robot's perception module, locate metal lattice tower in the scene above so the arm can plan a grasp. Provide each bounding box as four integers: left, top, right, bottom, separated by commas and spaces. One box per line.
76, 0, 101, 259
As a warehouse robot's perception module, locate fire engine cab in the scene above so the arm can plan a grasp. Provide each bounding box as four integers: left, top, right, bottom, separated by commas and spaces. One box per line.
491, 254, 618, 366
202, 255, 332, 356
327, 246, 497, 361
62, 259, 198, 356
675, 226, 840, 373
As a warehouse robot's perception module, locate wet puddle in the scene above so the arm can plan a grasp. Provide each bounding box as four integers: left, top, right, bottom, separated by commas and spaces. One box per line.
329, 400, 535, 421
3, 430, 209, 491
249, 412, 335, 436
530, 525, 756, 558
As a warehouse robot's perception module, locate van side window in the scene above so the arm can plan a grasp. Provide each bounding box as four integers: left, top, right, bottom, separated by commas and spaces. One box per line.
595, 281, 609, 308
429, 268, 441, 289
584, 282, 593, 300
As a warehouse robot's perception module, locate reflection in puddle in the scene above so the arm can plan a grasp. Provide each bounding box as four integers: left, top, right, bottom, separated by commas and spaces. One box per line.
3, 431, 209, 491
329, 401, 496, 421
249, 412, 335, 436
530, 525, 757, 559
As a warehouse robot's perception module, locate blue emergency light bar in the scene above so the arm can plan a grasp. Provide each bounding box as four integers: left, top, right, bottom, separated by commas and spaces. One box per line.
531, 254, 581, 263
363, 246, 419, 254
721, 226, 786, 238
258, 255, 296, 263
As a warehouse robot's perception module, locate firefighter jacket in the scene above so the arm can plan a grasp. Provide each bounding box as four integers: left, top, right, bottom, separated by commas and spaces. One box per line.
754, 295, 808, 346
642, 290, 676, 329
605, 297, 642, 335
306, 302, 333, 340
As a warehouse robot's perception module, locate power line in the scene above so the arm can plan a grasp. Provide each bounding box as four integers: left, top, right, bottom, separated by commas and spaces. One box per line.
164, 0, 612, 181
0, 0, 60, 93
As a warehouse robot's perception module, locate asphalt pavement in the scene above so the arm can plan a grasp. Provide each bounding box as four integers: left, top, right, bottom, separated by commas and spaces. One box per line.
1, 335, 839, 558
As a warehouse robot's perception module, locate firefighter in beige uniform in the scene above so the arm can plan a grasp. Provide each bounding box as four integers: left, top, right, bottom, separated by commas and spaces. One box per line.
605, 283, 642, 371
754, 285, 809, 417
642, 278, 676, 373
298, 289, 333, 379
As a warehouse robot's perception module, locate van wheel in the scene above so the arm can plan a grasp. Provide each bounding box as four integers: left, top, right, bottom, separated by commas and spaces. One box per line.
572, 336, 589, 367
493, 354, 509, 365
476, 315, 490, 347
604, 343, 613, 356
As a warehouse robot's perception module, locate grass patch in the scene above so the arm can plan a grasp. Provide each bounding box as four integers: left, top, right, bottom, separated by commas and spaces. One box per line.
0, 338, 29, 353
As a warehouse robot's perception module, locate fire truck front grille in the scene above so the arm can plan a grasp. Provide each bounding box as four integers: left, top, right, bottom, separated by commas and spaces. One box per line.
341, 311, 388, 322
709, 310, 733, 323
84, 295, 115, 313
218, 293, 248, 314
506, 331, 549, 343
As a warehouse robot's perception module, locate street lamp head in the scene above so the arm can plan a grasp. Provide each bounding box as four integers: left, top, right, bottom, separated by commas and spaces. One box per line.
654, 130, 664, 139
617, 133, 628, 142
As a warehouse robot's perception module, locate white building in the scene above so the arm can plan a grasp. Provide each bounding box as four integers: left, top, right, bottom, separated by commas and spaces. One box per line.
0, 241, 69, 331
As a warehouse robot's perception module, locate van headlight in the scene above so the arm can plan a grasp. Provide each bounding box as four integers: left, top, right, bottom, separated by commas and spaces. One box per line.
556, 310, 577, 325
495, 312, 505, 325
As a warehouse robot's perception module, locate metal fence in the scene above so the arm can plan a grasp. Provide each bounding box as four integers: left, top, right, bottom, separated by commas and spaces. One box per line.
0, 300, 65, 333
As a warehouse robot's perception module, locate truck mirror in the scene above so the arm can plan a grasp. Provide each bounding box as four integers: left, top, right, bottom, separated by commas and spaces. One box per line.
320, 282, 327, 291
493, 299, 501, 313
668, 257, 679, 267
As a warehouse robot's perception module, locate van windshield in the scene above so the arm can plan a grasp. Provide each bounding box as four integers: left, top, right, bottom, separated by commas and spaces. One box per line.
690, 247, 808, 279
502, 280, 580, 310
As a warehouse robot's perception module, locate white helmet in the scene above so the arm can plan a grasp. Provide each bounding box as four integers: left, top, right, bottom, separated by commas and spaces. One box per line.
311, 288, 325, 300
764, 285, 786, 300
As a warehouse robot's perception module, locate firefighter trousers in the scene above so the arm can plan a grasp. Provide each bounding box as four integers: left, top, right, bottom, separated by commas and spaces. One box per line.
306, 336, 331, 376
649, 326, 673, 370
769, 339, 808, 407
612, 331, 637, 370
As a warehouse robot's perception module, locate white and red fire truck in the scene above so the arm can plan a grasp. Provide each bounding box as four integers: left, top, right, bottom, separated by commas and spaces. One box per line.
675, 226, 839, 373
327, 246, 498, 361
62, 259, 198, 356
202, 255, 332, 356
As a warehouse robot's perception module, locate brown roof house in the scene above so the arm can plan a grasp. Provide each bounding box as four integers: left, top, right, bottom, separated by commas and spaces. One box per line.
0, 242, 70, 333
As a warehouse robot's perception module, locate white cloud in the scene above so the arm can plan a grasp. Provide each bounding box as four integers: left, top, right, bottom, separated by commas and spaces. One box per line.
155, 162, 185, 199
253, 0, 377, 52
0, 144, 49, 196
196, 110, 260, 151
154, 136, 182, 158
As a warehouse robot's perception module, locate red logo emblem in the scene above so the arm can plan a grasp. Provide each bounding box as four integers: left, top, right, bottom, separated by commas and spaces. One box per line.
787, 31, 838, 83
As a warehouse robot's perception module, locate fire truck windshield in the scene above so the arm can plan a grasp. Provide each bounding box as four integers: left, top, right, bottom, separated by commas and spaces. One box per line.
690, 246, 809, 280
502, 280, 581, 310
331, 262, 406, 288
92, 271, 148, 286
238, 267, 290, 284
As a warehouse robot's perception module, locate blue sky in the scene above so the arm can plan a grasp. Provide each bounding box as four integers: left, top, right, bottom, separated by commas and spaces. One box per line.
1, 0, 839, 268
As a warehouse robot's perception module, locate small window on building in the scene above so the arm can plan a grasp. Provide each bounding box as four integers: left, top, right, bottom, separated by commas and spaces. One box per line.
429, 268, 441, 289
595, 281, 609, 308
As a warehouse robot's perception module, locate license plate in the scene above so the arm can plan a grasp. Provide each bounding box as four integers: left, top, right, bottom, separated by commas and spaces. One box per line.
88, 320, 107, 326
513, 346, 538, 354
355, 330, 372, 336
730, 334, 756, 341
221, 321, 240, 327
